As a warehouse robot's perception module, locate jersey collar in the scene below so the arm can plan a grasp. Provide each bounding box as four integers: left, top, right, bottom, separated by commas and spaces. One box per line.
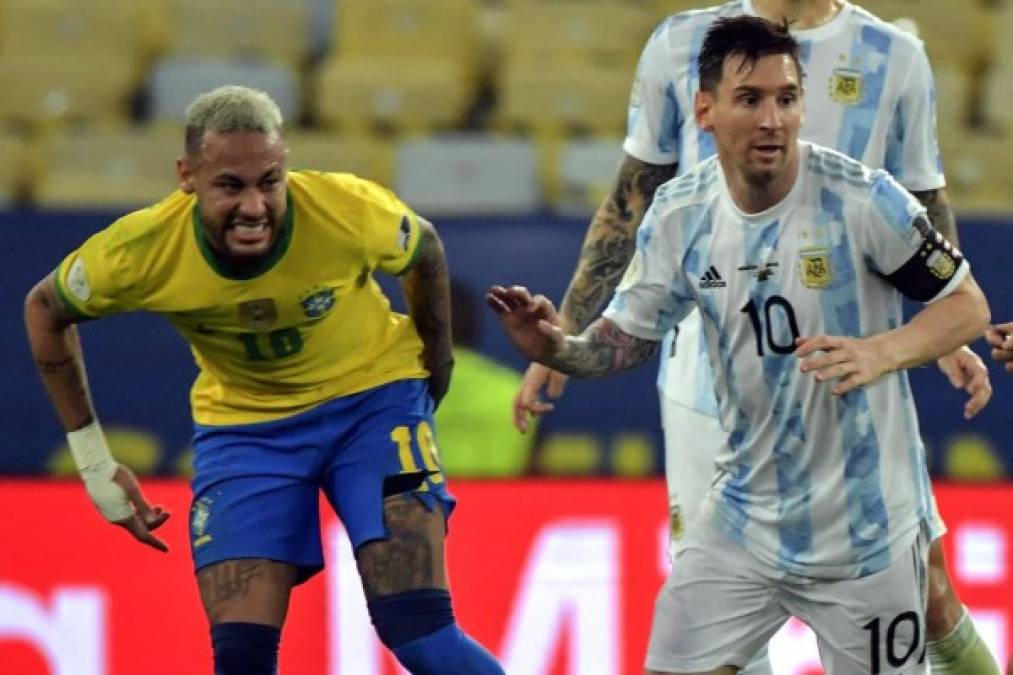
742, 0, 853, 42
192, 191, 294, 280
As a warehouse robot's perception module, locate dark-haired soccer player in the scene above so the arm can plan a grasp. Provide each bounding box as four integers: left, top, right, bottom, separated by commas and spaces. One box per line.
491, 16, 989, 674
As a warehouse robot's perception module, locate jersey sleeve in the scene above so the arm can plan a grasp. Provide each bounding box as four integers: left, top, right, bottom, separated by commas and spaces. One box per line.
603, 204, 694, 339
883, 40, 945, 191
862, 172, 967, 303
53, 219, 142, 318
356, 179, 423, 275
622, 21, 683, 166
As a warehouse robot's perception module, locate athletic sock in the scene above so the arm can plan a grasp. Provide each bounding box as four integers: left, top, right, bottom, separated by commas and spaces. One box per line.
927, 606, 1000, 674
393, 623, 505, 675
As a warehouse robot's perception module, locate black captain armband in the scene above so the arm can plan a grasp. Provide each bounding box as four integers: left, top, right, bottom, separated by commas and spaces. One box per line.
882, 215, 964, 302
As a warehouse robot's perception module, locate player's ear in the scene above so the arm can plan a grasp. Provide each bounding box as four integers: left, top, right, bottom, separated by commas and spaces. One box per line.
176, 155, 196, 194
695, 90, 715, 132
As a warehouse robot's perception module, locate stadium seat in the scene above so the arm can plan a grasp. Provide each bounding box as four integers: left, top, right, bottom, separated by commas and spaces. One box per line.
938, 124, 1013, 213
163, 0, 310, 67
502, 1, 651, 70
313, 0, 480, 133
0, 52, 139, 129
0, 0, 159, 129
0, 132, 29, 206
33, 128, 183, 208
284, 131, 396, 188
395, 134, 540, 215
147, 57, 301, 123
495, 2, 649, 137
497, 66, 634, 138
314, 60, 473, 134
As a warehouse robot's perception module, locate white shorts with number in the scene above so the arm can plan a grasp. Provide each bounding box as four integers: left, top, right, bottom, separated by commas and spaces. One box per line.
645, 516, 931, 674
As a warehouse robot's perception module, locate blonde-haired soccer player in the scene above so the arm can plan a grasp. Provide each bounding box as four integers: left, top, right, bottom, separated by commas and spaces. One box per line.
24, 85, 504, 675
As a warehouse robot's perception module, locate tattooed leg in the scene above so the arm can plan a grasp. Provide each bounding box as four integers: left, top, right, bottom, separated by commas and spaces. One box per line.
197, 558, 299, 627
355, 495, 448, 599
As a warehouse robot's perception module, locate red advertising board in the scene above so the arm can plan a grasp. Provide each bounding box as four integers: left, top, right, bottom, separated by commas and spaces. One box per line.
0, 480, 1010, 674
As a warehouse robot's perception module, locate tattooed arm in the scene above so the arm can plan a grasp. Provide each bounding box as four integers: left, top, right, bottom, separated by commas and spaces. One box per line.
911, 187, 958, 246
487, 285, 659, 379
559, 154, 678, 332
400, 217, 454, 407
25, 272, 171, 550
24, 272, 97, 431
546, 318, 660, 379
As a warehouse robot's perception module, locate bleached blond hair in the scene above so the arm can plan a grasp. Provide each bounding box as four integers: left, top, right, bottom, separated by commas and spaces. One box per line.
184, 85, 284, 157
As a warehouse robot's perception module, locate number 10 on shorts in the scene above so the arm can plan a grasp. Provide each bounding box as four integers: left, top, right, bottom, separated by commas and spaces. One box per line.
390, 422, 444, 488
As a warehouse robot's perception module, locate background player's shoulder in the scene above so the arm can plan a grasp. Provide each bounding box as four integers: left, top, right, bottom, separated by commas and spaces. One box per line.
845, 3, 928, 56
647, 1, 743, 52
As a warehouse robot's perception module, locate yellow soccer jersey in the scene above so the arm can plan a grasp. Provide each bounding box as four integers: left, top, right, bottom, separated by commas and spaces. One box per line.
54, 170, 428, 425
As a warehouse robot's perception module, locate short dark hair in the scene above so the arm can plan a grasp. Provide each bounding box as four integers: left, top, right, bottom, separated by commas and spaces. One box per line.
698, 16, 802, 93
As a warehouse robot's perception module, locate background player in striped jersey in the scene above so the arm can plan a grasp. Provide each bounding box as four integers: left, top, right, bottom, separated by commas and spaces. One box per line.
491, 17, 989, 673
514, 2, 996, 672
23, 86, 503, 675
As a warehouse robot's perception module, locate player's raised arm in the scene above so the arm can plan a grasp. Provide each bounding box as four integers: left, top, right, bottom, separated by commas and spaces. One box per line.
24, 272, 170, 552
488, 285, 659, 379
400, 217, 454, 408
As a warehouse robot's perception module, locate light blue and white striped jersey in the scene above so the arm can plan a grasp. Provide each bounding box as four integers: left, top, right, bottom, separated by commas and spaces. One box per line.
626, 0, 946, 412
604, 143, 966, 577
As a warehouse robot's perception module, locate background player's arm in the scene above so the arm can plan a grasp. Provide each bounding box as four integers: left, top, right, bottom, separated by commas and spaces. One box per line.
24, 272, 170, 550
400, 217, 454, 407
912, 188, 959, 246
559, 155, 677, 332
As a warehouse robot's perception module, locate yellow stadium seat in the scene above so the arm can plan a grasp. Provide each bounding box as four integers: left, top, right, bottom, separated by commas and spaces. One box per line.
335, 0, 478, 69
0, 132, 29, 204
497, 64, 634, 137
0, 0, 161, 62
34, 128, 182, 208
0, 51, 138, 129
939, 125, 1013, 214
314, 59, 473, 134
502, 2, 651, 70
164, 0, 310, 67
315, 0, 480, 133
284, 132, 395, 188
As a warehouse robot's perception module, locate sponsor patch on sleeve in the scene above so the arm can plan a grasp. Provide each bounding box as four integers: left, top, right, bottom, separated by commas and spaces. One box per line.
67, 258, 91, 301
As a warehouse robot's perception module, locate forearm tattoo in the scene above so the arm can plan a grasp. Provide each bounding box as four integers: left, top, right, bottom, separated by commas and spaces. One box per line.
545, 318, 659, 378
559, 157, 677, 332
402, 223, 452, 354
912, 188, 959, 247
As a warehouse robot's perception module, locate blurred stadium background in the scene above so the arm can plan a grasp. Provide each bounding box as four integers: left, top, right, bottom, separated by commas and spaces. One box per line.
1, 1, 1012, 673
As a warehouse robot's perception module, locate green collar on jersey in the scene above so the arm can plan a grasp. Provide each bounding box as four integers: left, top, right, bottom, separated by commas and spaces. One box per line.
192, 191, 294, 280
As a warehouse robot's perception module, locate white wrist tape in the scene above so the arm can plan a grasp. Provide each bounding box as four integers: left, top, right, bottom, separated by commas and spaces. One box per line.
67, 421, 132, 522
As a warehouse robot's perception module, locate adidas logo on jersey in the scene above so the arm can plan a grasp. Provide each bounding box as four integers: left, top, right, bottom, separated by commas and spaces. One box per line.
699, 266, 727, 289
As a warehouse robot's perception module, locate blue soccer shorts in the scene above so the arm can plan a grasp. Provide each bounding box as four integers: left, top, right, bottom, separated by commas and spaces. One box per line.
188, 378, 455, 583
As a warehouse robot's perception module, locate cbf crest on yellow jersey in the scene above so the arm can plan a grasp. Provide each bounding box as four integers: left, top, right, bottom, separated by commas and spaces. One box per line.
54, 171, 428, 425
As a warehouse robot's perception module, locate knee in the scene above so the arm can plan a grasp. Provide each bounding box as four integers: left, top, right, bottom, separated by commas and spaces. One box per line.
368, 588, 454, 649
211, 622, 280, 675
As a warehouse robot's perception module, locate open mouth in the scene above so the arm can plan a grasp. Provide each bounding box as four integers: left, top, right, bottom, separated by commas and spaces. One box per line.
752, 144, 783, 159
226, 221, 271, 250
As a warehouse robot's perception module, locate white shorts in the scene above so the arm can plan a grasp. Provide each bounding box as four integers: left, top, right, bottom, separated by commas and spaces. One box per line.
646, 518, 931, 674
661, 394, 726, 554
